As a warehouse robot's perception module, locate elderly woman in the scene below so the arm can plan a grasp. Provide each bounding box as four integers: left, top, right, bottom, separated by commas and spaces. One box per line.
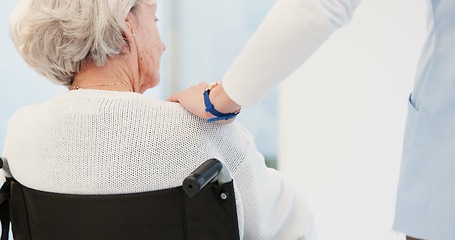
3, 0, 314, 239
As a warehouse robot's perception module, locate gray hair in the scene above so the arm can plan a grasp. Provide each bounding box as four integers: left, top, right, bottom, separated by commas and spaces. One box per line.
10, 0, 156, 87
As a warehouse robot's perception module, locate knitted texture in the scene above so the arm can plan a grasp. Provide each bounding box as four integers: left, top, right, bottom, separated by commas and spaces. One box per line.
3, 90, 314, 239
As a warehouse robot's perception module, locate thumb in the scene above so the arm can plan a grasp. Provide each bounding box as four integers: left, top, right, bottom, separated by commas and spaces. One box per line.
167, 92, 180, 102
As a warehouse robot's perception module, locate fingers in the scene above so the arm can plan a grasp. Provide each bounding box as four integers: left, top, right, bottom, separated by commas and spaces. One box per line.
167, 82, 208, 102
167, 82, 209, 102
198, 82, 209, 88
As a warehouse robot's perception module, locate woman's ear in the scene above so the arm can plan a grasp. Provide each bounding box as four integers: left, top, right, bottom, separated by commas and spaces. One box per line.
123, 14, 136, 49
121, 15, 137, 55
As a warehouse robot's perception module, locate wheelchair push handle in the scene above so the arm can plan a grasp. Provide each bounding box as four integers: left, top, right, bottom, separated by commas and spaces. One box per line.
183, 158, 222, 198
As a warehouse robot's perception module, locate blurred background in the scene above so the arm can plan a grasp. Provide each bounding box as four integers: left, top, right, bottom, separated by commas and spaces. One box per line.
0, 0, 426, 239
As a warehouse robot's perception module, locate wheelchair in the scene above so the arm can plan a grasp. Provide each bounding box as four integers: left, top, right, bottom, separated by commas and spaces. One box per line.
0, 158, 240, 240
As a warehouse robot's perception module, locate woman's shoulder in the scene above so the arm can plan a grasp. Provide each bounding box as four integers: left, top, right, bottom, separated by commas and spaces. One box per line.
8, 89, 257, 148
9, 99, 50, 122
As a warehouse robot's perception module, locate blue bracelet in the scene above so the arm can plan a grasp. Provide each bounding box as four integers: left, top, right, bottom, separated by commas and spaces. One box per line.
203, 83, 240, 122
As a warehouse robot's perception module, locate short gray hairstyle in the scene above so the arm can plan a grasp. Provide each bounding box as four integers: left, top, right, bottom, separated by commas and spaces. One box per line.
10, 0, 157, 87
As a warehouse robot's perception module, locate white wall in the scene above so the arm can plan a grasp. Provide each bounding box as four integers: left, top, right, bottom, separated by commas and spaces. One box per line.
278, 0, 426, 239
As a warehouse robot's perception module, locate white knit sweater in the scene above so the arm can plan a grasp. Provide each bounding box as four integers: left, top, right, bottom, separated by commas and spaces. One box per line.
2, 90, 315, 240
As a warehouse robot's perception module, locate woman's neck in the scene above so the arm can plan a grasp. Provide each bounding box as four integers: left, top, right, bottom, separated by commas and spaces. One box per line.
71, 57, 138, 92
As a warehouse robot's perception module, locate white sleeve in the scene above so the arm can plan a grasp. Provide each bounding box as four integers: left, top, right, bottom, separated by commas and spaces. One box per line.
226, 123, 314, 239
222, 0, 362, 106
234, 145, 316, 239
1, 125, 12, 179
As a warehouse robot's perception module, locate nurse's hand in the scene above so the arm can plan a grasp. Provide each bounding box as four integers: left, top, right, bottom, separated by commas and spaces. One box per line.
168, 82, 242, 124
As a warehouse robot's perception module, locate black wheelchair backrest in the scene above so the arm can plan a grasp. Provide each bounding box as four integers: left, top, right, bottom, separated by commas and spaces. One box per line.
0, 158, 240, 240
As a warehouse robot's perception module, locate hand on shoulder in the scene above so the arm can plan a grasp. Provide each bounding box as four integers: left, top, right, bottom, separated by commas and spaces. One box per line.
168, 82, 242, 124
